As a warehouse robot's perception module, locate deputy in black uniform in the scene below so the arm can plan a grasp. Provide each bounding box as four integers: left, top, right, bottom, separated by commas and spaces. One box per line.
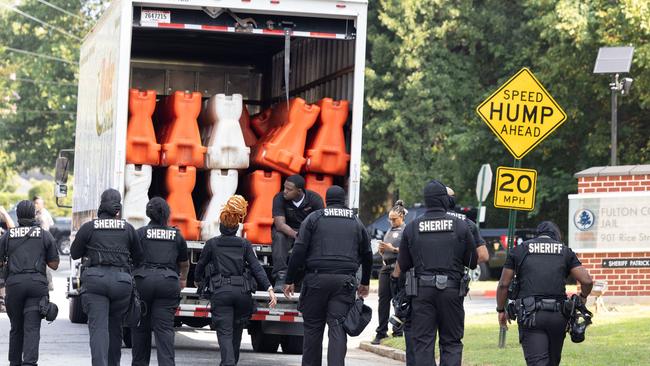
397, 180, 477, 366
131, 197, 189, 366
496, 221, 593, 366
0, 200, 59, 366
372, 200, 407, 344
195, 195, 277, 366
70, 188, 143, 366
271, 174, 324, 291
446, 187, 489, 264
283, 185, 373, 366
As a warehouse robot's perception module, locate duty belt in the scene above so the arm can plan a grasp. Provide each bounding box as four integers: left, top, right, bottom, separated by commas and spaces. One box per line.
418, 275, 460, 289
222, 276, 245, 286
307, 268, 356, 276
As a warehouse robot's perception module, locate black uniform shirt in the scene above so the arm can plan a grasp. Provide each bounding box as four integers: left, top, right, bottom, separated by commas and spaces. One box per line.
504, 236, 582, 300
70, 213, 143, 266
398, 208, 477, 281
446, 211, 486, 247
195, 226, 272, 290
272, 190, 324, 230
0, 226, 58, 276
136, 224, 188, 272
286, 205, 373, 285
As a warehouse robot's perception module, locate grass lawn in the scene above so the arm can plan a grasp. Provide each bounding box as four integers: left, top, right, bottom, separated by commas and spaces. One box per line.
381, 305, 650, 366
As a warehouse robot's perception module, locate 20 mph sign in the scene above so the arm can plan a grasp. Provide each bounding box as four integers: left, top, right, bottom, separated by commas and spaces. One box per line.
476, 68, 567, 159
493, 166, 537, 211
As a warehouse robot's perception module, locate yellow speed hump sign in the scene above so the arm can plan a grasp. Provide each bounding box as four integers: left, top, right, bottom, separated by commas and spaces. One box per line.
476, 68, 567, 159
494, 166, 537, 211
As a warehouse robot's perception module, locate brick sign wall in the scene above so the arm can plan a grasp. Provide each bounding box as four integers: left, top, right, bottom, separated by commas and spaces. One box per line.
571, 165, 650, 297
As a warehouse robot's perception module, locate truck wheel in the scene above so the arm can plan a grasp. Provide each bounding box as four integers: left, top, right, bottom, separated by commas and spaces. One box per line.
122, 327, 132, 348
280, 335, 303, 354
69, 295, 88, 324
58, 238, 71, 255
250, 326, 280, 353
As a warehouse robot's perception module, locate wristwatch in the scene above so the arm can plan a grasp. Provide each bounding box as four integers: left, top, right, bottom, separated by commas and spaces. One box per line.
496, 307, 505, 313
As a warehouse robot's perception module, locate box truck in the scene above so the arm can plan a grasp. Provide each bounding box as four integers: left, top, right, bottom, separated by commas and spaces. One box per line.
55, 0, 368, 354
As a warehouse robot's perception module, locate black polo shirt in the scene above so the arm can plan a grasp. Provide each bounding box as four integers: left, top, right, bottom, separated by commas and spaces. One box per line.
272, 190, 324, 230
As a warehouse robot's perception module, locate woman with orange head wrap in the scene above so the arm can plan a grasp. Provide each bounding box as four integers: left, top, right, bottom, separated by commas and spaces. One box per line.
195, 195, 276, 365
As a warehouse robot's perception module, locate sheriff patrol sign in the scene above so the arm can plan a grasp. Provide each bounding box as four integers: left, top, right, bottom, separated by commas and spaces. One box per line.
494, 166, 537, 211
476, 68, 567, 159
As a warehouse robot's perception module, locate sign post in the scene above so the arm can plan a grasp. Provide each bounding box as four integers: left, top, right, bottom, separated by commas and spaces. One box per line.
476, 67, 566, 349
475, 164, 493, 228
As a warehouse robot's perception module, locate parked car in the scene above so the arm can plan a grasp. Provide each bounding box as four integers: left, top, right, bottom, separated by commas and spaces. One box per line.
366, 205, 536, 280
50, 217, 72, 255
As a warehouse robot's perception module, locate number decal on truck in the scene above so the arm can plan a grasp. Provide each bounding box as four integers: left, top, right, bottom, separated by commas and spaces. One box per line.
140, 10, 171, 25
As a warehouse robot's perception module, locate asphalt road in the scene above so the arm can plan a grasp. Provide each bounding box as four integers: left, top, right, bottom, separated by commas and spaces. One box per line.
0, 257, 494, 365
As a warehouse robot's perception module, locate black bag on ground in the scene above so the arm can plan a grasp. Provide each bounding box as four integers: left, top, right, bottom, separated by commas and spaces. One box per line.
342, 298, 372, 336
123, 285, 146, 328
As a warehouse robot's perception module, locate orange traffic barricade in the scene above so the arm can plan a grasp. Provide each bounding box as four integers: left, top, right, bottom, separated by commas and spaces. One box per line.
305, 173, 333, 204
243, 170, 281, 245
126, 89, 160, 165
166, 165, 201, 240
240, 105, 258, 147
159, 91, 207, 167
305, 98, 350, 176
253, 98, 320, 175
250, 108, 274, 137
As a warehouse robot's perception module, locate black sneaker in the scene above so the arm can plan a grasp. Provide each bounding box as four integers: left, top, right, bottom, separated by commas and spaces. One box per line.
392, 331, 403, 337
371, 334, 387, 345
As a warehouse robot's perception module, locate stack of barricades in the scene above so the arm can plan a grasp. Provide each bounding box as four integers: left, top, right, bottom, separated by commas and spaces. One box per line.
123, 89, 159, 228
198, 94, 253, 240
166, 165, 201, 240
243, 170, 281, 244
304, 98, 350, 202
252, 98, 320, 175
157, 91, 206, 241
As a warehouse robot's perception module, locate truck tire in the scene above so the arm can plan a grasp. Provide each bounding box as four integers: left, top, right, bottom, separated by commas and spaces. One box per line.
280, 335, 303, 354
250, 326, 280, 353
122, 327, 132, 348
69, 295, 88, 324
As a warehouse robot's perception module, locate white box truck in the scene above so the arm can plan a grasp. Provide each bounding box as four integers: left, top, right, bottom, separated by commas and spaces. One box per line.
55, 0, 368, 354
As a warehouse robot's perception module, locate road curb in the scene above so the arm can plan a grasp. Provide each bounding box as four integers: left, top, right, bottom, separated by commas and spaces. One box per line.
359, 341, 406, 362
469, 289, 496, 298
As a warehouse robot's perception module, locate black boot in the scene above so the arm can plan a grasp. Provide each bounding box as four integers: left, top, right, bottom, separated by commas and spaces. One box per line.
371, 333, 388, 345
273, 272, 287, 293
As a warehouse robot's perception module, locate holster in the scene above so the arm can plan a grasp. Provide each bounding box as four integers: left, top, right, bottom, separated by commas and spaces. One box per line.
459, 272, 470, 297
405, 269, 418, 297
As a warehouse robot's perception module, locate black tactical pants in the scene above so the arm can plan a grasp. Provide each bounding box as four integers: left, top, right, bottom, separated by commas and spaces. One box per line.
404, 319, 416, 366
5, 273, 48, 366
376, 267, 398, 337
271, 229, 294, 279
519, 310, 568, 366
299, 273, 356, 366
210, 286, 253, 366
411, 286, 464, 366
81, 266, 133, 366
132, 270, 181, 366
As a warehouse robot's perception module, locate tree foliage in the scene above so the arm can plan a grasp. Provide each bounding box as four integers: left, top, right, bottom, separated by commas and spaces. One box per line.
0, 0, 102, 171
363, 0, 650, 229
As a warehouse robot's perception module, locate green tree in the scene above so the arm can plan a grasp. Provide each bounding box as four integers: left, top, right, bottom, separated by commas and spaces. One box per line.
0, 0, 104, 172
364, 0, 650, 231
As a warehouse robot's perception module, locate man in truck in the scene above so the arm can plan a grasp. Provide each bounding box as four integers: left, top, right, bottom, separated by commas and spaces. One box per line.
271, 175, 324, 292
